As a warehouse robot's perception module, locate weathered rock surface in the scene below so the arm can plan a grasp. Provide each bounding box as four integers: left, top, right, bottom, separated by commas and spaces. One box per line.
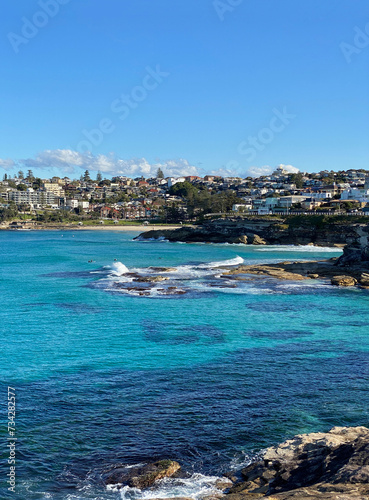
136, 218, 363, 247
359, 273, 369, 286
103, 460, 180, 488
134, 276, 169, 282
149, 267, 177, 272
252, 235, 267, 245
224, 426, 369, 499
143, 498, 193, 500
331, 275, 358, 287
336, 225, 369, 268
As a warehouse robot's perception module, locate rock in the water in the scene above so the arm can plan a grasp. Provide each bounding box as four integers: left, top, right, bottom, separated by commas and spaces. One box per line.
336, 224, 369, 267
331, 275, 357, 287
144, 498, 193, 500
235, 235, 248, 244
224, 426, 369, 499
149, 267, 177, 272
359, 273, 369, 286
252, 234, 267, 245
134, 276, 169, 283
215, 478, 234, 491
307, 273, 319, 279
103, 460, 180, 488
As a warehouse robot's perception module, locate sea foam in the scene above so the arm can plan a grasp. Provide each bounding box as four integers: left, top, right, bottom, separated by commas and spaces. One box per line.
107, 472, 222, 500
111, 261, 130, 275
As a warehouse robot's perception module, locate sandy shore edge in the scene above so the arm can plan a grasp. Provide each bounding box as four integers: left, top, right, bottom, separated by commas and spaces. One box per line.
0, 224, 183, 232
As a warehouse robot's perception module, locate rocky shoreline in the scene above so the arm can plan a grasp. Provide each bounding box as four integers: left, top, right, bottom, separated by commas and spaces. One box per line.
101, 426, 369, 499
221, 259, 369, 289
223, 426, 369, 499
136, 218, 362, 247
137, 219, 369, 289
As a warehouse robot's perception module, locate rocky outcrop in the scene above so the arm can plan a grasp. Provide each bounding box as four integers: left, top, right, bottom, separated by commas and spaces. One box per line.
223, 264, 308, 281
331, 275, 358, 287
224, 426, 369, 499
136, 218, 362, 247
103, 460, 180, 488
101, 428, 369, 498
221, 259, 369, 288
134, 275, 169, 282
336, 224, 369, 268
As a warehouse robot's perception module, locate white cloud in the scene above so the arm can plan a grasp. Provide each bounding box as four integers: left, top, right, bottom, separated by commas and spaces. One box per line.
277, 163, 300, 174
0, 151, 300, 180
0, 158, 16, 170
2, 150, 201, 178
247, 164, 300, 177
247, 165, 274, 177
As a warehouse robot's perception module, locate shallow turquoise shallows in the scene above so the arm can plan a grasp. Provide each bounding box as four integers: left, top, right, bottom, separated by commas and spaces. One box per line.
1, 230, 369, 500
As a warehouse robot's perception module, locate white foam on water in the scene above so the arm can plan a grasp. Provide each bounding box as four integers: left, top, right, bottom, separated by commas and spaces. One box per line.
255, 245, 343, 253
276, 282, 330, 290
137, 236, 169, 242
170, 265, 211, 279
228, 451, 261, 471
165, 256, 243, 279
243, 287, 280, 295
111, 262, 130, 275
110, 473, 222, 500
199, 255, 244, 268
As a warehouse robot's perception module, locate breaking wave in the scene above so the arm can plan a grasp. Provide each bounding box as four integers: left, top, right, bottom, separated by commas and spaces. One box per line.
106, 472, 223, 500
110, 262, 130, 275
255, 245, 343, 253
198, 255, 244, 268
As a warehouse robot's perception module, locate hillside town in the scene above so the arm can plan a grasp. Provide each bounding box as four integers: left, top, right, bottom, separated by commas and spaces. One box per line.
1, 165, 369, 223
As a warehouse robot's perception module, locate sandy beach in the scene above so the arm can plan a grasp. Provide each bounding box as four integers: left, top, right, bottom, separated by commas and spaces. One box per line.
74, 224, 183, 232
0, 223, 184, 232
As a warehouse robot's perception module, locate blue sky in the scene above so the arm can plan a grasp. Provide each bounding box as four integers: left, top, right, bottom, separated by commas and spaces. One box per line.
1, 0, 368, 179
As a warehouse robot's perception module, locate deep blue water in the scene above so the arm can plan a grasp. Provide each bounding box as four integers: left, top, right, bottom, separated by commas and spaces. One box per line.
1, 230, 369, 499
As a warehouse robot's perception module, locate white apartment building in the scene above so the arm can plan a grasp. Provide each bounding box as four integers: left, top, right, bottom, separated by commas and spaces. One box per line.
8, 189, 58, 206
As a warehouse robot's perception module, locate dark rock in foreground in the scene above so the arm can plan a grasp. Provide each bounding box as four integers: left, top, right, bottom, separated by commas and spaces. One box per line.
336, 224, 369, 268
135, 218, 362, 247
225, 426, 369, 499
103, 459, 180, 488
101, 428, 369, 498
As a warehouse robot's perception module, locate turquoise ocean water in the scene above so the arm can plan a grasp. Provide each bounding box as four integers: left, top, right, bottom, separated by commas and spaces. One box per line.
1, 230, 369, 499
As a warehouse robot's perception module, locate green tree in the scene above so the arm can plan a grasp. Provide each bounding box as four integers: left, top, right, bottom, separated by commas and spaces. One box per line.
27, 170, 34, 181
289, 172, 304, 189
32, 178, 42, 190
169, 181, 197, 198
98, 179, 111, 187
18, 170, 24, 179
17, 184, 27, 191
156, 168, 164, 179
83, 170, 91, 182
96, 171, 102, 182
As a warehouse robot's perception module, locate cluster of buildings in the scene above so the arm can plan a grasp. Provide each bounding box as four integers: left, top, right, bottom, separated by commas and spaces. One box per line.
1, 166, 369, 220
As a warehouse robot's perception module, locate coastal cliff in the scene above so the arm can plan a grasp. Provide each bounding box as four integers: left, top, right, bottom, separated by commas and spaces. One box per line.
336, 223, 369, 267
136, 218, 369, 285
136, 217, 364, 247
